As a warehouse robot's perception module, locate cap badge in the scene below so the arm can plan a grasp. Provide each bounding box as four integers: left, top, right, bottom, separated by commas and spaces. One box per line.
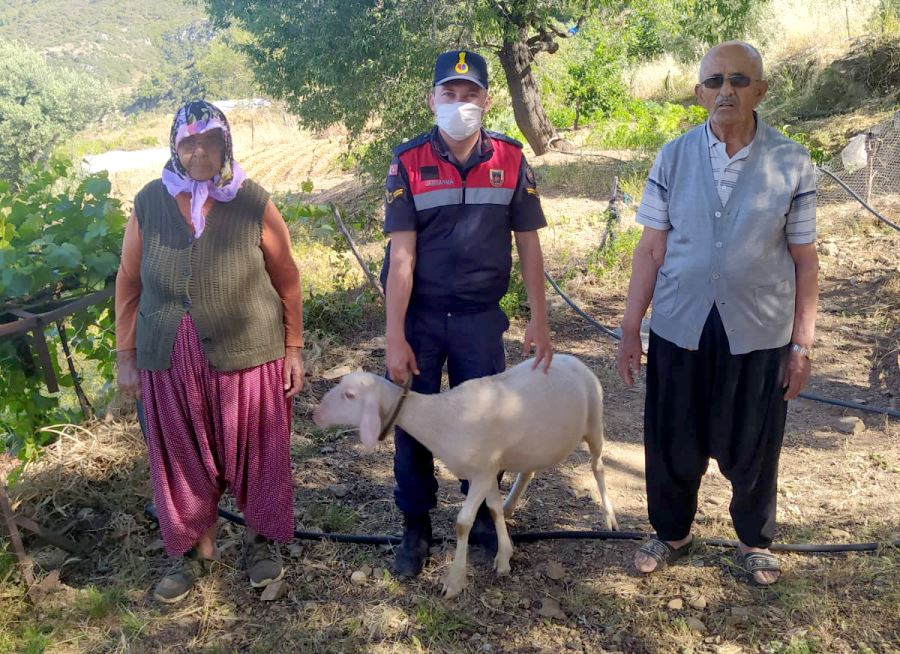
455, 52, 469, 74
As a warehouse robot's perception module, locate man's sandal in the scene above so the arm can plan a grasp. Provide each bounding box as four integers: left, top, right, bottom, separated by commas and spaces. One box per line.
635, 537, 694, 574
737, 550, 781, 586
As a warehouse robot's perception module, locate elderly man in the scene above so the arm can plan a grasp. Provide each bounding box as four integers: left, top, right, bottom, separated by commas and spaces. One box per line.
617, 41, 818, 586
381, 50, 553, 580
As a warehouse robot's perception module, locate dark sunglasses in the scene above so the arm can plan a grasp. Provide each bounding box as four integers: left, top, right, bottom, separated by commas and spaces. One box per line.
701, 74, 754, 89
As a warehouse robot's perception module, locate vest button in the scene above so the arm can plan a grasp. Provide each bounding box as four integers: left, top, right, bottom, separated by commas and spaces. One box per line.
715, 211, 722, 218
712, 273, 720, 280
182, 299, 191, 308
715, 241, 723, 248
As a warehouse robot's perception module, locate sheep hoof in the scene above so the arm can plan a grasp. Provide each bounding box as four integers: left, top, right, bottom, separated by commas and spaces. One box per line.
607, 516, 619, 532
441, 575, 466, 599
493, 556, 511, 576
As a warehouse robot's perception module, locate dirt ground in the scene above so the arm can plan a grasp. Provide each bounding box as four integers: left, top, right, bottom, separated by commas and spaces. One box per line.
2, 150, 899, 654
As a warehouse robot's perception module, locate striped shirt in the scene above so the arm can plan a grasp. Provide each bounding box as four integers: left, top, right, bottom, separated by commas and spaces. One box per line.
637, 120, 817, 244
707, 121, 752, 206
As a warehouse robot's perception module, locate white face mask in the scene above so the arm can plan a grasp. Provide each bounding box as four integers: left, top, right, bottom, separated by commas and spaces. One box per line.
435, 102, 484, 141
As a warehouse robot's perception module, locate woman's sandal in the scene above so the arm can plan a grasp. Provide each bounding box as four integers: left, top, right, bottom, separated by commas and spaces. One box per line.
737, 550, 782, 586
635, 537, 694, 574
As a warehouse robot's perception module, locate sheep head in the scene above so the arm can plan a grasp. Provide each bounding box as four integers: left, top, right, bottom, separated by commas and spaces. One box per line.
313, 372, 386, 451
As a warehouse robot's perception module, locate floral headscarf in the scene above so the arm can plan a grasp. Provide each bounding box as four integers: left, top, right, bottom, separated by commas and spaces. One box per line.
161, 100, 246, 238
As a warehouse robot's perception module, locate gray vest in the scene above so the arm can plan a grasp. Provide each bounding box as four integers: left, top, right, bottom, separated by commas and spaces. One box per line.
650, 119, 810, 354
134, 178, 285, 371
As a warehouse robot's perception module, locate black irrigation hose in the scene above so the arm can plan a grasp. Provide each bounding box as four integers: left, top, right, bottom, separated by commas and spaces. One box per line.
142, 505, 900, 553
138, 272, 899, 559
816, 166, 900, 232
545, 272, 621, 341
545, 272, 900, 419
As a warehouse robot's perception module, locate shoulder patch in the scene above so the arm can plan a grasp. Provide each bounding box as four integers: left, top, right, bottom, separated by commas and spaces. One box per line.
385, 188, 405, 204
485, 130, 523, 149
392, 132, 431, 156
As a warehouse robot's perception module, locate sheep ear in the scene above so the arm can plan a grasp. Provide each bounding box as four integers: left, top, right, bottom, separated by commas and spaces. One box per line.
358, 392, 382, 452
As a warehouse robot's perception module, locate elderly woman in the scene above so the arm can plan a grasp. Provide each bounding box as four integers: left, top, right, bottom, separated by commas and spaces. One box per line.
115, 101, 304, 603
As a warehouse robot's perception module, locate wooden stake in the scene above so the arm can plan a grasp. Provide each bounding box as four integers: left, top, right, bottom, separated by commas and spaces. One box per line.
330, 203, 385, 300
0, 485, 35, 587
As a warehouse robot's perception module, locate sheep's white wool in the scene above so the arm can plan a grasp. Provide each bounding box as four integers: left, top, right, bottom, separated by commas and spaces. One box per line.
313, 354, 618, 598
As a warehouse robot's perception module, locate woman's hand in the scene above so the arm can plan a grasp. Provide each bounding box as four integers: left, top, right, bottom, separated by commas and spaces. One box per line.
117, 350, 141, 401
283, 346, 305, 399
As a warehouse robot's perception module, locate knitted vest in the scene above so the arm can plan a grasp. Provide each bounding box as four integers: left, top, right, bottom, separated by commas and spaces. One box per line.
133, 178, 284, 371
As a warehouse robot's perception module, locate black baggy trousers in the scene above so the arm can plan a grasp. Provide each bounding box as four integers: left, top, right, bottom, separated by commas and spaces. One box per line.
644, 306, 789, 548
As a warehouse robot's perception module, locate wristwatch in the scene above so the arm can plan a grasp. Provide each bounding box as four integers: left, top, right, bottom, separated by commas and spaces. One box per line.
790, 343, 814, 360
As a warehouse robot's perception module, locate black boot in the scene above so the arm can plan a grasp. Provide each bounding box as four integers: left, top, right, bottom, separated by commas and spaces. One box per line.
392, 512, 432, 580
469, 502, 498, 555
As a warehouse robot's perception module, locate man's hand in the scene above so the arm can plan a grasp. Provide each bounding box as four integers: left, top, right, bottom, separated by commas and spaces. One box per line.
386, 337, 419, 384
117, 350, 140, 401
283, 346, 305, 399
783, 350, 811, 400
616, 329, 643, 387
522, 318, 552, 372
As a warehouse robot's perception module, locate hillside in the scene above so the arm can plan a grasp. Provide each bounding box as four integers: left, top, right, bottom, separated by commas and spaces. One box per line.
0, 0, 205, 89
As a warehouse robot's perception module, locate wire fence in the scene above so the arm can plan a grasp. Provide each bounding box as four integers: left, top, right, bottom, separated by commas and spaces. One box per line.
818, 110, 900, 214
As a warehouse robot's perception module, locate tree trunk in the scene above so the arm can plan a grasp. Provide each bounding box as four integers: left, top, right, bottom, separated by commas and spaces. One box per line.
498, 36, 559, 156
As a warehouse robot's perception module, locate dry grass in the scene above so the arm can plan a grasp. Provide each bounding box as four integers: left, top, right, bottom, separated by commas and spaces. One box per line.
626, 0, 883, 104
757, 0, 883, 64
627, 55, 697, 101
11, 420, 148, 519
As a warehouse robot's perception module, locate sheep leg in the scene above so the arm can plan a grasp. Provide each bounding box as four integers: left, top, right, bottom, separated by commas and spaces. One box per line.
486, 484, 513, 575
442, 477, 491, 599
586, 434, 618, 531
502, 471, 535, 518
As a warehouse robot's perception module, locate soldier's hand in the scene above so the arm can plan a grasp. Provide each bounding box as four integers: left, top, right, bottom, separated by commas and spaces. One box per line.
523, 318, 553, 373
386, 337, 419, 385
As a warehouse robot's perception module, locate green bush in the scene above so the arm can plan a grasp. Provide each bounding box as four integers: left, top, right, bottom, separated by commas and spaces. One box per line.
500, 261, 529, 320
303, 291, 368, 336
779, 126, 830, 165
563, 41, 629, 129
588, 100, 707, 150
0, 158, 125, 478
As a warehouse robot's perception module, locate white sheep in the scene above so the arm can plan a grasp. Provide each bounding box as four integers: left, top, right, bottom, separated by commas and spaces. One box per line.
312, 353, 618, 598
